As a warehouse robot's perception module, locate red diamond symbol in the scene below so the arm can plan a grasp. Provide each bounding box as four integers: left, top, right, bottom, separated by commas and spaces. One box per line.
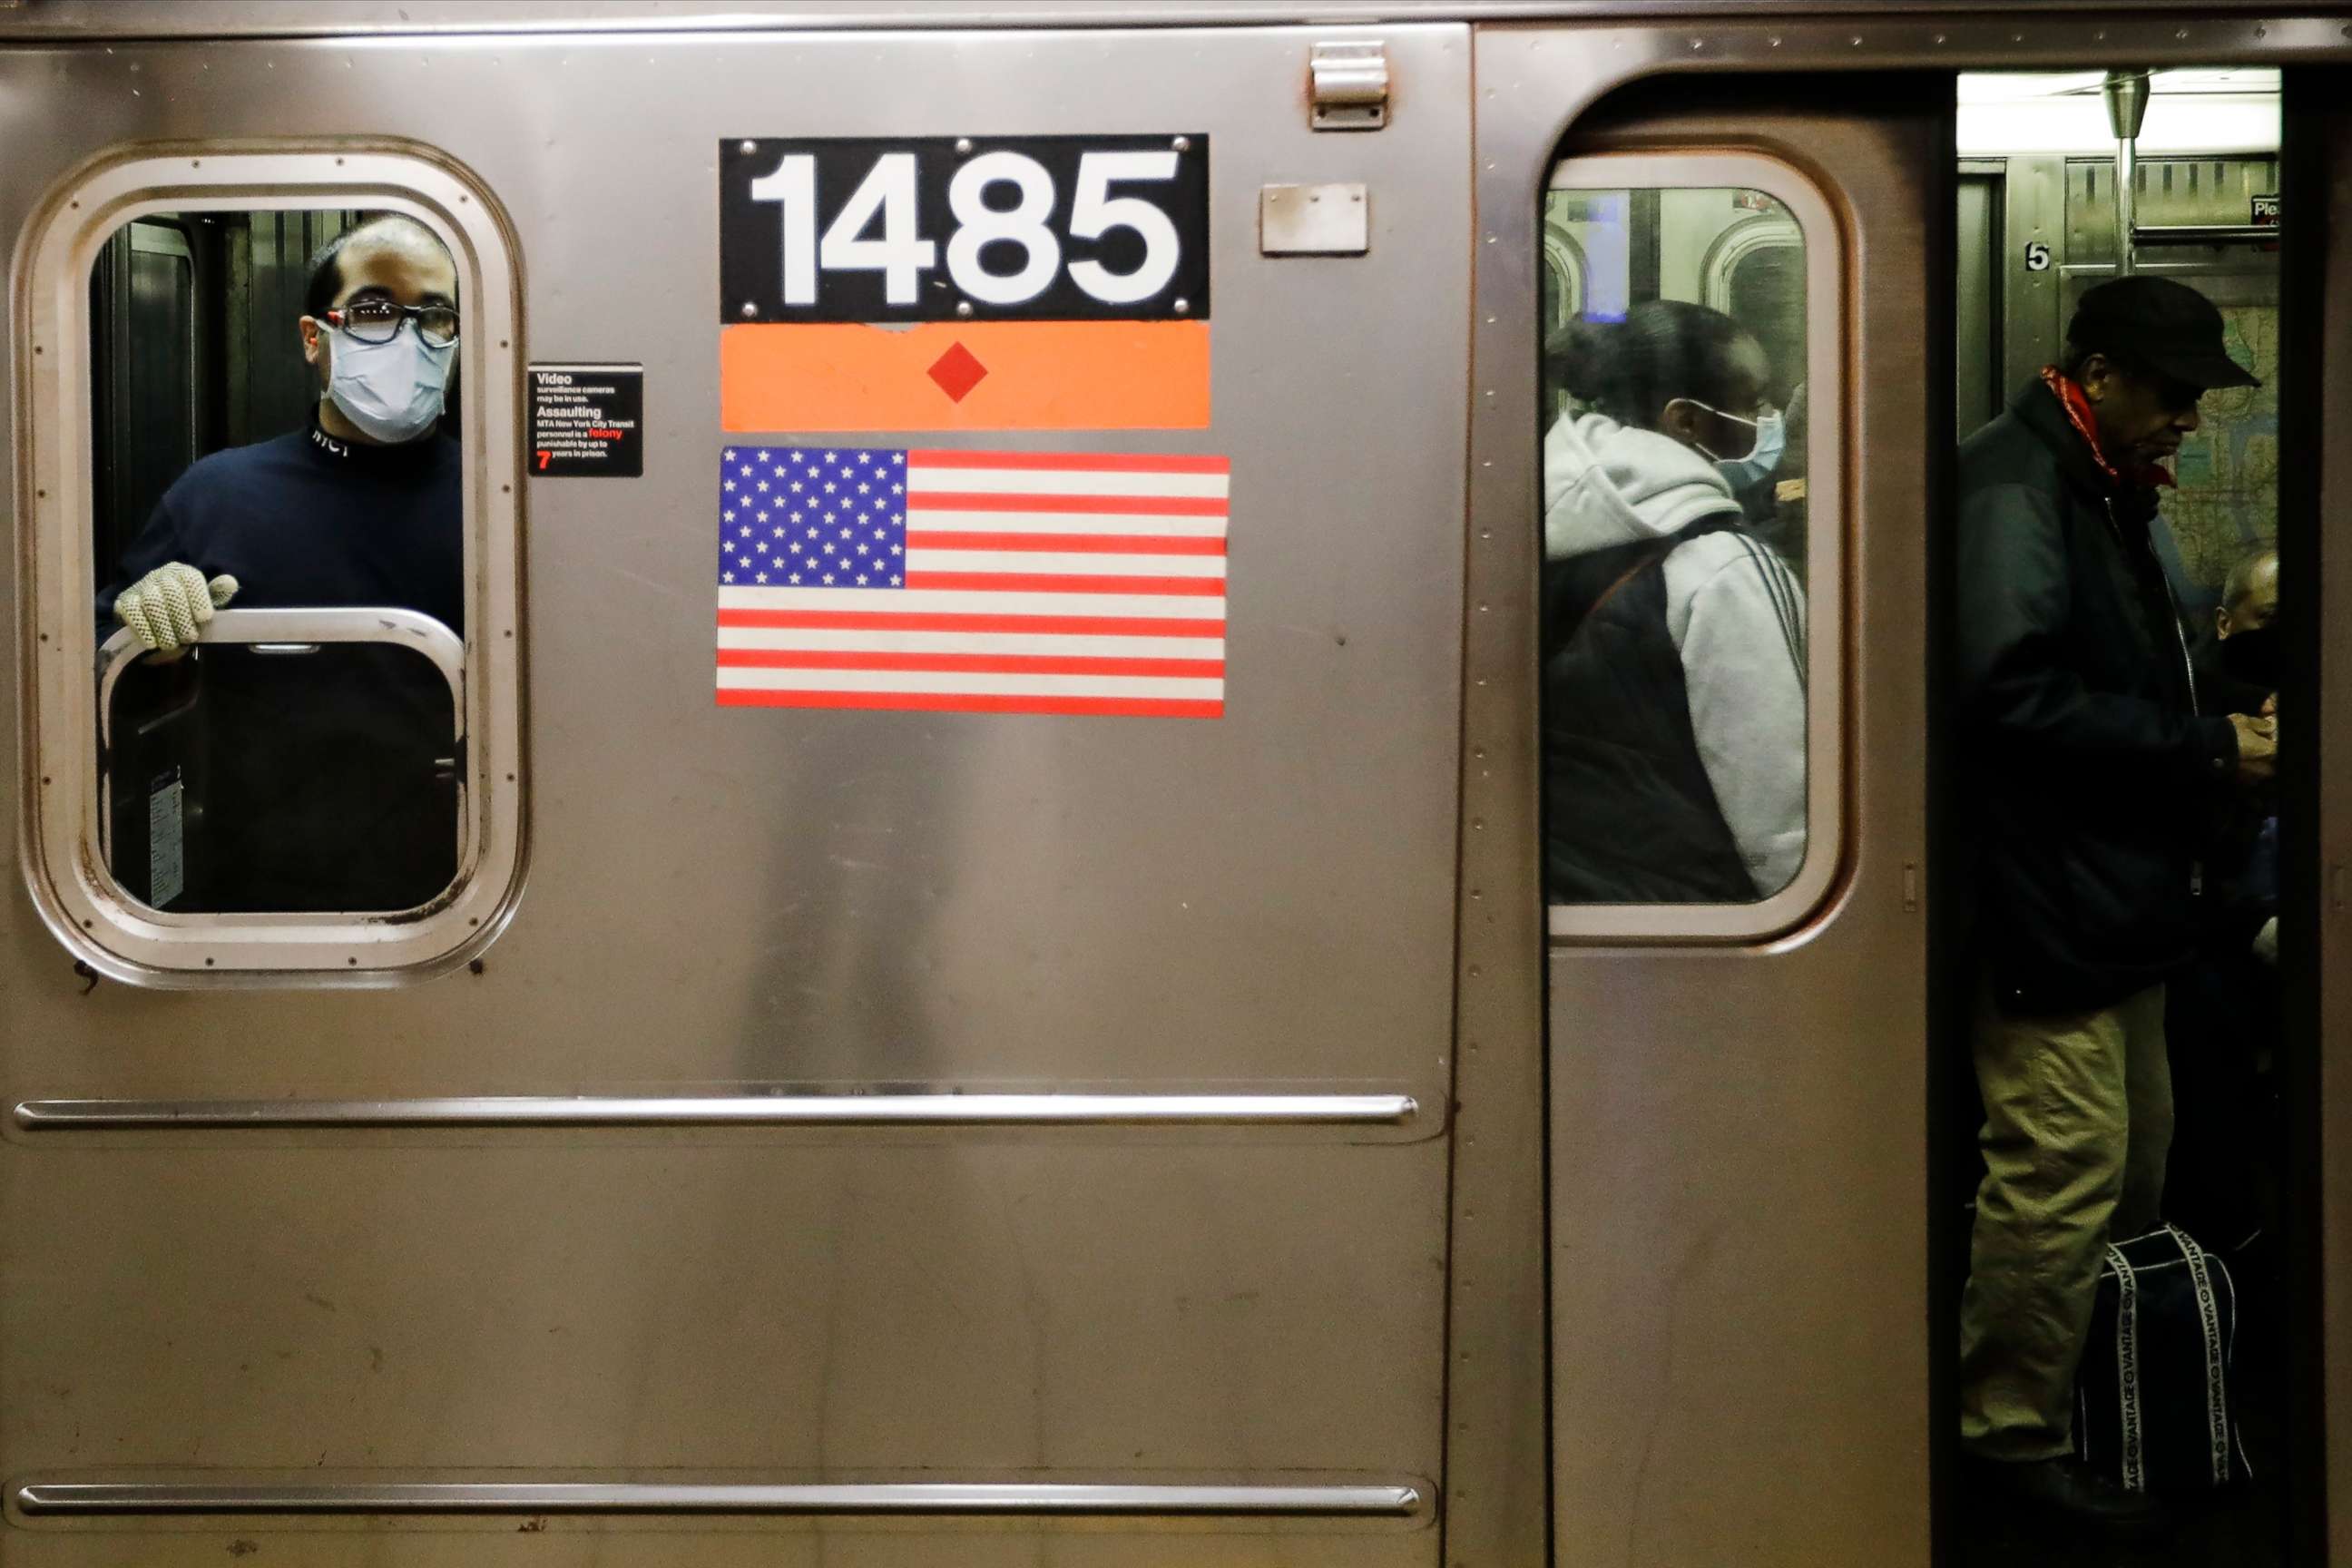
926, 341, 990, 403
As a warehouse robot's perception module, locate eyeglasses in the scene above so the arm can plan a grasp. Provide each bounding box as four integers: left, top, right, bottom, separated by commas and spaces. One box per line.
327, 299, 459, 348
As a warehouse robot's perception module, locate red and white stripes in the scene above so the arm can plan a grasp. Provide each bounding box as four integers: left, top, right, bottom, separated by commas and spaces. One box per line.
717, 448, 1230, 717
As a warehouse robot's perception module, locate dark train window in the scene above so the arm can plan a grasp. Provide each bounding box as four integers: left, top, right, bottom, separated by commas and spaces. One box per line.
1540, 157, 1842, 939
23, 154, 522, 979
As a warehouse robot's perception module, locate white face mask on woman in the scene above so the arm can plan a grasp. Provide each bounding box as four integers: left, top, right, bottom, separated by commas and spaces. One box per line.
1667, 398, 1787, 489
328, 320, 456, 444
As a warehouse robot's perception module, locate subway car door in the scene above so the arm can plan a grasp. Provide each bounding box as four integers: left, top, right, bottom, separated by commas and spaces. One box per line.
0, 18, 1474, 1568
1458, 34, 1950, 1568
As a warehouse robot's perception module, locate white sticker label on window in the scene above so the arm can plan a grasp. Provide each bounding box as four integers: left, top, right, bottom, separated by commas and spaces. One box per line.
147, 768, 184, 908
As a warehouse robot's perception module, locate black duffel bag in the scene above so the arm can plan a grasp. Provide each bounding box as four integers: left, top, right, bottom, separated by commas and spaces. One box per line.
2074, 1224, 2252, 1494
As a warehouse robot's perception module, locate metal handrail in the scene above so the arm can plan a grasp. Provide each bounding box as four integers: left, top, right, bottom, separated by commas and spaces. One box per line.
97, 607, 466, 746
94, 607, 469, 905
13, 1092, 1425, 1132
13, 1480, 1427, 1519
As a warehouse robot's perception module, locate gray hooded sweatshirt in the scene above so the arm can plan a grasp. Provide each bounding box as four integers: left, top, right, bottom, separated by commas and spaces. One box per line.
1542, 410, 1808, 898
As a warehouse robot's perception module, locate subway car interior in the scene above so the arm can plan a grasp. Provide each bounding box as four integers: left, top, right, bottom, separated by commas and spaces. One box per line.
15, 9, 2352, 1568
1955, 66, 2285, 1567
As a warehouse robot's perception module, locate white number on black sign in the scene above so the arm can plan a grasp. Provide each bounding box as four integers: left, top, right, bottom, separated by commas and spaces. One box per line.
723, 135, 1209, 323
754, 150, 1183, 309
2024, 240, 2052, 272
946, 152, 1064, 304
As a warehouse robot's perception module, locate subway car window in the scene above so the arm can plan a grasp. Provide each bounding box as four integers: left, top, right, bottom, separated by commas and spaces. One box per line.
1539, 181, 1813, 911
88, 206, 466, 917
1949, 68, 2286, 1565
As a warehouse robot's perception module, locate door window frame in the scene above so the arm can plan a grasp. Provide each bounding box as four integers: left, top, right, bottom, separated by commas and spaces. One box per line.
16, 146, 525, 983
1543, 150, 1846, 942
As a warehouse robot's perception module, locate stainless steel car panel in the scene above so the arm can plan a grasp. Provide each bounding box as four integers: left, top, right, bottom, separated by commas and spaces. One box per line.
12, 10, 2352, 1568
1472, 30, 1942, 1567
0, 1, 2298, 42
0, 19, 1469, 1563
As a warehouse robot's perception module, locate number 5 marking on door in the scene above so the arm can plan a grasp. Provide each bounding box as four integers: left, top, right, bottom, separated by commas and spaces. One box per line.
2024, 240, 2052, 272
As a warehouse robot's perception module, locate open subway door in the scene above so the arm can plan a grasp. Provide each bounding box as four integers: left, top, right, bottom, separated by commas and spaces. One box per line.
1456, 34, 1951, 1568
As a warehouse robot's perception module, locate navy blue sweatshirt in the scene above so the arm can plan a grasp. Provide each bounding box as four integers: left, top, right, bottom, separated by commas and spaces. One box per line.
98, 416, 465, 913
101, 416, 463, 634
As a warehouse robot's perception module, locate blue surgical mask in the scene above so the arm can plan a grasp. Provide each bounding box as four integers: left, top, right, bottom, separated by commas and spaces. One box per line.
328, 320, 455, 444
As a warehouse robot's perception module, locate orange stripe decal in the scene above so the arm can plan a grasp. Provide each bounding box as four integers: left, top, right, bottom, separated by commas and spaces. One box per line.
720, 320, 1210, 433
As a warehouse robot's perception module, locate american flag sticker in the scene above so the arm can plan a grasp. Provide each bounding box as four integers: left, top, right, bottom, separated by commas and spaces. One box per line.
715, 446, 1230, 718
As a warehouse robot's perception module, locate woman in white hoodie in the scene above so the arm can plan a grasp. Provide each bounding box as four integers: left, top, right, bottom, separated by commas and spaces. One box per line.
1541, 300, 1808, 903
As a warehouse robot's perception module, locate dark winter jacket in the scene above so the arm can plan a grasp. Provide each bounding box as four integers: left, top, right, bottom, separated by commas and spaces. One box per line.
1543, 519, 1758, 902
96, 418, 464, 912
1957, 378, 2239, 1013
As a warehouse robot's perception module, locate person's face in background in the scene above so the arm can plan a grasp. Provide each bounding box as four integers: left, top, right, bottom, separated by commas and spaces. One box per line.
1659, 333, 1772, 459
2218, 555, 2280, 641
2217, 553, 2283, 697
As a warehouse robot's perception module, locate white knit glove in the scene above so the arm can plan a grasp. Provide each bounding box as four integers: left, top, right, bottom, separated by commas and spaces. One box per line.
113, 563, 239, 653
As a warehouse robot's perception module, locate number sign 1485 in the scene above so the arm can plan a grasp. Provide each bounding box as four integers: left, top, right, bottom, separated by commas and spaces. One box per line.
750, 147, 1187, 311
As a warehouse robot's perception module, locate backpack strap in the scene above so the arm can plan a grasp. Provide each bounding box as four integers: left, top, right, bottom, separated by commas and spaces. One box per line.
2107, 1241, 2147, 1493
1544, 514, 1751, 662
1566, 540, 1680, 646
2167, 1227, 2235, 1485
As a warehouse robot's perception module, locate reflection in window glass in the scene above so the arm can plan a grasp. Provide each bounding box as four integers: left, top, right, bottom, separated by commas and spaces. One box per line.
1540, 186, 1808, 906
87, 208, 466, 915
1725, 245, 1805, 407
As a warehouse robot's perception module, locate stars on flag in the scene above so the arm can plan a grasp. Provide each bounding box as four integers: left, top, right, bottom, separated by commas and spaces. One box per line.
715, 445, 909, 593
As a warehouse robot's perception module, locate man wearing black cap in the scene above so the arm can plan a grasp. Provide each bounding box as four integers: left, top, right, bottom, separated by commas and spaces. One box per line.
1954, 275, 2275, 1530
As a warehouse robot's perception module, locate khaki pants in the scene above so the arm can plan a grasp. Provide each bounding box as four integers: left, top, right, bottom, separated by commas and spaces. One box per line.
1958, 981, 2174, 1460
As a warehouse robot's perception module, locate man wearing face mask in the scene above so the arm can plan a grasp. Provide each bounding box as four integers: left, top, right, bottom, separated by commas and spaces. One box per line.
1955, 277, 2274, 1533
95, 215, 463, 913
101, 213, 462, 651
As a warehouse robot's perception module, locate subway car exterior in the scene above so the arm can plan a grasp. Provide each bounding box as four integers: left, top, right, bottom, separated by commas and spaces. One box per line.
1, 3, 2347, 1565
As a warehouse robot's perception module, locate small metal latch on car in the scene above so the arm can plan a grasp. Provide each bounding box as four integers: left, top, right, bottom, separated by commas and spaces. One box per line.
1310, 41, 1388, 131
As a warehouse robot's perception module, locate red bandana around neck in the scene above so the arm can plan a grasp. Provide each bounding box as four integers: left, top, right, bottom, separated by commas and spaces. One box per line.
2039, 365, 2177, 492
